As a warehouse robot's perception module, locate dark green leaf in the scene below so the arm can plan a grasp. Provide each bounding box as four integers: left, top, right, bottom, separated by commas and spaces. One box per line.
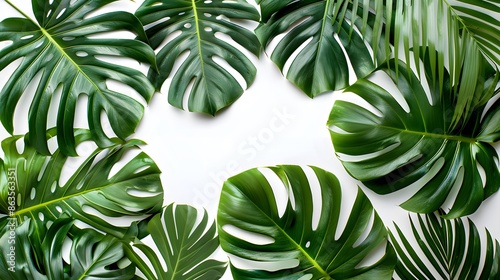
328, 54, 500, 218
0, 0, 156, 155
0, 217, 135, 280
256, 0, 389, 97
0, 129, 163, 238
136, 0, 260, 115
218, 165, 396, 279
391, 210, 500, 279
127, 204, 227, 280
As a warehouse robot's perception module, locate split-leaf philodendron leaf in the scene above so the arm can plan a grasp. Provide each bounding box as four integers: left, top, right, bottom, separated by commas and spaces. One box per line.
0, 0, 156, 156
135, 0, 261, 115
0, 217, 135, 280
0, 129, 163, 238
126, 204, 227, 280
328, 53, 500, 218
256, 0, 390, 97
218, 165, 396, 279
391, 210, 500, 279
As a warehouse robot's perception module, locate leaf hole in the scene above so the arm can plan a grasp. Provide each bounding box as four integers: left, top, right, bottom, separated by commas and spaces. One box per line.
62, 36, 75, 41
337, 143, 400, 163
154, 30, 182, 55
354, 239, 388, 269
258, 168, 288, 218
15, 138, 25, 154
353, 211, 375, 247
56, 206, 63, 213
38, 157, 50, 182
38, 212, 44, 221
212, 55, 248, 89
30, 188, 36, 200
367, 71, 411, 113
34, 40, 44, 49
143, 16, 170, 31
303, 166, 323, 231
264, 16, 309, 54
184, 23, 192, 29
204, 13, 212, 17
108, 148, 141, 180
229, 253, 299, 272
50, 181, 57, 193
282, 36, 313, 77
204, 0, 212, 3
76, 51, 88, 57
179, 12, 186, 16
56, 8, 66, 20
0, 40, 13, 49
20, 35, 34, 40
222, 224, 275, 245
204, 27, 213, 32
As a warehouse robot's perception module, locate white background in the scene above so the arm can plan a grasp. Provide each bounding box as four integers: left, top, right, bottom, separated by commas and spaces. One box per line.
1, 1, 499, 279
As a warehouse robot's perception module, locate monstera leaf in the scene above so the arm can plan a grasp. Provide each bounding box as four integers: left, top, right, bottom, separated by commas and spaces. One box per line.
0, 129, 163, 238
135, 0, 261, 115
0, 0, 156, 156
0, 217, 135, 280
126, 204, 227, 280
390, 210, 500, 279
328, 53, 500, 218
217, 165, 396, 279
392, 0, 500, 126
256, 0, 390, 97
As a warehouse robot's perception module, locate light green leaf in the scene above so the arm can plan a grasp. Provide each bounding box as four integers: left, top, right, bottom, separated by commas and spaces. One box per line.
0, 0, 156, 155
0, 217, 135, 280
127, 204, 227, 280
135, 0, 260, 115
0, 129, 163, 238
391, 210, 500, 279
393, 0, 500, 127
328, 53, 500, 218
218, 165, 396, 279
256, 0, 389, 97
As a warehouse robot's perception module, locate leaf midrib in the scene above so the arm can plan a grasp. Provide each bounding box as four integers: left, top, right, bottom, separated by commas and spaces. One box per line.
229, 184, 332, 279
14, 178, 128, 216
5, 0, 103, 95
376, 124, 477, 143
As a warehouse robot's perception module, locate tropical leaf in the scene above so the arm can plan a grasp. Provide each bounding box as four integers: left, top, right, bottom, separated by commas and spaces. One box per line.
392, 0, 500, 127
126, 204, 227, 280
0, 0, 156, 156
327, 53, 500, 218
256, 0, 391, 97
0, 129, 163, 238
217, 165, 396, 279
390, 210, 500, 279
135, 0, 261, 115
0, 216, 135, 280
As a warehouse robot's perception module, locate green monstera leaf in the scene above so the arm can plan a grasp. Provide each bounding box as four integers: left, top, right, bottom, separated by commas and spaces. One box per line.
0, 217, 135, 280
218, 165, 396, 279
135, 0, 261, 115
392, 0, 500, 126
390, 210, 500, 279
126, 204, 227, 280
328, 53, 500, 218
256, 0, 390, 97
0, 0, 156, 156
0, 129, 163, 238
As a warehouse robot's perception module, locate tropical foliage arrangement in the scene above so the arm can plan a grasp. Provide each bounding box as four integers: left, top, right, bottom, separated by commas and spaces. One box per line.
0, 0, 499, 279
